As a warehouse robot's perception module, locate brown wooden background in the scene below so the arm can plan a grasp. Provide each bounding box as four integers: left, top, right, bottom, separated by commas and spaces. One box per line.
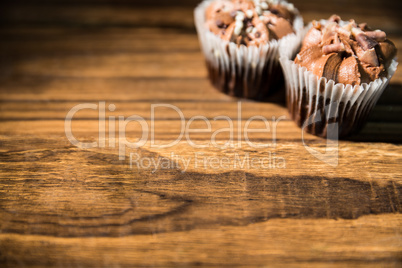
0, 0, 401, 267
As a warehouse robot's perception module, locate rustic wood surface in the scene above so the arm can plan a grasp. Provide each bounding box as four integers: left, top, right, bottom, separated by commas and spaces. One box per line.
0, 0, 401, 267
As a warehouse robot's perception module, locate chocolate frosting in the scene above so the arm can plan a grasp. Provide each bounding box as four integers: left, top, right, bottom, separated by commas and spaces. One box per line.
205, 0, 297, 46
295, 15, 397, 85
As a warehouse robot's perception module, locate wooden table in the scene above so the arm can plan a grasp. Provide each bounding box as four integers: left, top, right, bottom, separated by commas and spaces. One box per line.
0, 0, 401, 266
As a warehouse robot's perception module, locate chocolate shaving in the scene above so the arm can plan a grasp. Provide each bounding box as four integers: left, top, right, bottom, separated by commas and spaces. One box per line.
333, 33, 340, 44
329, 15, 341, 23
358, 23, 372, 31
349, 20, 357, 28
365, 30, 386, 42
312, 20, 321, 30
355, 33, 378, 50
322, 43, 345, 54
336, 27, 351, 38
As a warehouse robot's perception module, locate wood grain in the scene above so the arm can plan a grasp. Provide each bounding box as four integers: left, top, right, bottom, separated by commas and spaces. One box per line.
0, 0, 401, 267
0, 139, 400, 238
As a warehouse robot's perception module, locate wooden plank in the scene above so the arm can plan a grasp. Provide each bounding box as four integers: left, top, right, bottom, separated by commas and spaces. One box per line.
0, 29, 201, 54
0, 119, 401, 143
0, 100, 400, 123
0, 52, 207, 78
1, 215, 400, 267
0, 101, 290, 119
0, 77, 231, 102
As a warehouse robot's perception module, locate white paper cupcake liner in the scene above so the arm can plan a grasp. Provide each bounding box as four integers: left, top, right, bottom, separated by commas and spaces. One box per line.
279, 22, 398, 138
194, 0, 304, 100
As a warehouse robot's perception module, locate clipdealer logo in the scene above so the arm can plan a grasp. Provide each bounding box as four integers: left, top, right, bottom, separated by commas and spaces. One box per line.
301, 102, 339, 167
64, 101, 339, 170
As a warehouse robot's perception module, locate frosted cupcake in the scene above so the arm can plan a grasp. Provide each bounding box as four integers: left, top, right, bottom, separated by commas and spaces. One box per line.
280, 15, 398, 138
195, 0, 303, 100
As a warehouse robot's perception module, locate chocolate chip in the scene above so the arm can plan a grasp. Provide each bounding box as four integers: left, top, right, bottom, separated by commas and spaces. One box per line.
360, 48, 379, 66
255, 32, 261, 38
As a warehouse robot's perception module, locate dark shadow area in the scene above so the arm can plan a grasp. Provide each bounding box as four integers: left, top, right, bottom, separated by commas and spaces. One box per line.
347, 83, 402, 144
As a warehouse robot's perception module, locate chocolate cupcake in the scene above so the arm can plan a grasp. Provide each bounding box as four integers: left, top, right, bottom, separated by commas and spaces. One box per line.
280, 15, 398, 138
195, 0, 303, 100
